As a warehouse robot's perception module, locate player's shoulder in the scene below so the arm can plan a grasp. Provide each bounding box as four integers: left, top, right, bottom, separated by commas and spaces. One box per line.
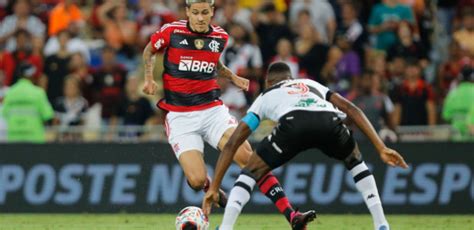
262, 80, 290, 95
296, 78, 326, 87
159, 20, 188, 32
211, 24, 229, 37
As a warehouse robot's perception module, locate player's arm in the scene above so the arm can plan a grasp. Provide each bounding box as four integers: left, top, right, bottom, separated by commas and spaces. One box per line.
143, 42, 155, 82
203, 112, 260, 214
329, 93, 408, 168
142, 42, 159, 95
210, 113, 259, 192
217, 61, 249, 91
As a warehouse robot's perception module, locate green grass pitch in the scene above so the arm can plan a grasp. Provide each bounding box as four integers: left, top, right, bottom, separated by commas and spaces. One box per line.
0, 214, 472, 230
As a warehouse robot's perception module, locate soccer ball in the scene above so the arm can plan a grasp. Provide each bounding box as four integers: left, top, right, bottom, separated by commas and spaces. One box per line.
175, 206, 209, 230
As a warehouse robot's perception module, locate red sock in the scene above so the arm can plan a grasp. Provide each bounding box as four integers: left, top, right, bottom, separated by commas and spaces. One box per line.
257, 172, 294, 222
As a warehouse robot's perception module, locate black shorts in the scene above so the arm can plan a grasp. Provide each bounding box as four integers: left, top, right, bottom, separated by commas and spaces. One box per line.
256, 110, 356, 169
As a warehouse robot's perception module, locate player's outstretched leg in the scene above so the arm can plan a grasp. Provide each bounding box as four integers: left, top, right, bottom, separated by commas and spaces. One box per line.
179, 150, 228, 207
344, 146, 389, 230
256, 172, 295, 222
220, 170, 256, 230
221, 152, 316, 230
231, 139, 303, 224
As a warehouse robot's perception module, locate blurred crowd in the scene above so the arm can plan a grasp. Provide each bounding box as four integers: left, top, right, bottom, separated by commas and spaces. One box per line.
0, 0, 473, 143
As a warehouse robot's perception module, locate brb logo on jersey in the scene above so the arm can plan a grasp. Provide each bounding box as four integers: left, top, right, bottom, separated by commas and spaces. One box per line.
178, 57, 216, 74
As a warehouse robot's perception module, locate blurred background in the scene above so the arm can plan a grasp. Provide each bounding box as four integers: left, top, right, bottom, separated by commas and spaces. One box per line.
0, 0, 473, 223
0, 0, 473, 144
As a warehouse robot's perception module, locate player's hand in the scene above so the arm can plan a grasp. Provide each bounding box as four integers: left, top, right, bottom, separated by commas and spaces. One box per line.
379, 147, 408, 169
142, 79, 159, 95
202, 189, 220, 216
231, 75, 250, 91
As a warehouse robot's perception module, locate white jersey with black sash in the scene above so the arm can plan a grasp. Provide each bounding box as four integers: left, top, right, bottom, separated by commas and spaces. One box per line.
247, 79, 346, 123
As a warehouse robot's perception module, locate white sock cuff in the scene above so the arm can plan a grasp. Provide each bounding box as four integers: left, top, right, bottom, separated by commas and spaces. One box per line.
236, 174, 256, 188
350, 161, 369, 176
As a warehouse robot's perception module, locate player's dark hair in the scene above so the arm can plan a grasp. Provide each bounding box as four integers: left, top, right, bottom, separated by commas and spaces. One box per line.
267, 62, 292, 84
268, 62, 291, 76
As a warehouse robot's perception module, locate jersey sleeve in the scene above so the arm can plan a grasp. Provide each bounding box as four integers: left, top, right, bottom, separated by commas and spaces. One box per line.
149, 24, 172, 53
247, 94, 265, 119
302, 79, 332, 100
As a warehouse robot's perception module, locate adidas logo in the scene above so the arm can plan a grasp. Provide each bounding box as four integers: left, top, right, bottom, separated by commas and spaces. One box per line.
367, 194, 376, 200
180, 39, 189, 45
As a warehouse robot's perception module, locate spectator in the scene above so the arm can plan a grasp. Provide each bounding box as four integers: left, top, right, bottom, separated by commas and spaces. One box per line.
368, 50, 390, 82
437, 41, 467, 102
53, 75, 88, 141
111, 76, 154, 139
214, 0, 253, 31
289, 0, 337, 44
453, 9, 474, 56
48, 0, 84, 36
392, 59, 436, 126
368, 0, 415, 51
0, 0, 45, 53
437, 0, 459, 36
387, 20, 429, 68
251, 2, 292, 65
221, 23, 263, 97
271, 38, 299, 79
331, 33, 362, 96
295, 23, 329, 82
44, 25, 91, 64
337, 2, 367, 61
0, 29, 43, 86
442, 66, 474, 138
136, 0, 177, 48
0, 70, 8, 141
90, 46, 127, 123
1, 62, 54, 143
291, 5, 312, 37
98, 1, 138, 59
68, 52, 93, 101
44, 30, 72, 103
387, 56, 406, 88
218, 76, 247, 120
348, 70, 395, 141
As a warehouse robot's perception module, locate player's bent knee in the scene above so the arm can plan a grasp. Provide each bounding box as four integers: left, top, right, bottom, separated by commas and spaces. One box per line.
343, 148, 363, 170
243, 164, 267, 181
186, 175, 207, 191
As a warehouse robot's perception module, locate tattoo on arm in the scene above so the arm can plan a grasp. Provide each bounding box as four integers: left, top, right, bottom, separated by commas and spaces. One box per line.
143, 43, 156, 81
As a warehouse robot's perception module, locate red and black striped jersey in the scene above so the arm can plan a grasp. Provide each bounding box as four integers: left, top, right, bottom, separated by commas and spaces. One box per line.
150, 20, 229, 112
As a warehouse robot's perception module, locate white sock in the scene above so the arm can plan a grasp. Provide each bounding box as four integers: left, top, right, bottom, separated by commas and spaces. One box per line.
220, 173, 256, 229
350, 161, 389, 230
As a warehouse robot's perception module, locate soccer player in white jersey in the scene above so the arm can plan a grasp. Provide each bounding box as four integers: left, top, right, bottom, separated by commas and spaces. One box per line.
203, 62, 408, 230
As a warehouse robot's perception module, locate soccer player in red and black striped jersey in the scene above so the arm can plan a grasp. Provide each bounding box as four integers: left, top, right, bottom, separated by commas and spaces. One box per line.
141, 0, 314, 228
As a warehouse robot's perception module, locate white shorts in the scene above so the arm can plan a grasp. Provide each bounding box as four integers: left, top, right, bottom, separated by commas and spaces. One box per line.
164, 105, 238, 159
